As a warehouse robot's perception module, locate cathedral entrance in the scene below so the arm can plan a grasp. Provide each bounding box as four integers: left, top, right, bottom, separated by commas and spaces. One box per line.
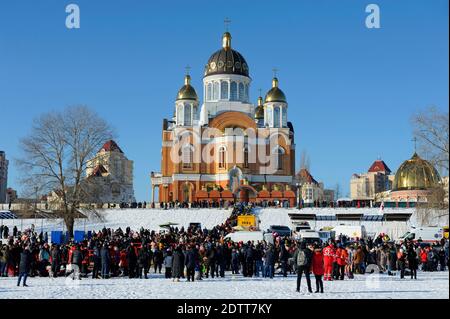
181, 183, 192, 203
233, 185, 258, 203
228, 166, 242, 194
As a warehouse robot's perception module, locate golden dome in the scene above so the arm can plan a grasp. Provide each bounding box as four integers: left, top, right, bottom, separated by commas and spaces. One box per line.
254, 96, 264, 119
176, 75, 198, 101
393, 152, 441, 191
264, 77, 287, 103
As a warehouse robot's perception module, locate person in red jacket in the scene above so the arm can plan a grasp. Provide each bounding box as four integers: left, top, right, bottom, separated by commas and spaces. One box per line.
322, 240, 336, 281
420, 248, 428, 271
311, 245, 324, 293
335, 244, 348, 280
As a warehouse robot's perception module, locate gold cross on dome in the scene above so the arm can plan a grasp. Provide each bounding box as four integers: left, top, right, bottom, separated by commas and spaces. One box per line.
272, 67, 278, 78
258, 88, 262, 97
185, 65, 191, 75
412, 137, 417, 152
224, 18, 231, 31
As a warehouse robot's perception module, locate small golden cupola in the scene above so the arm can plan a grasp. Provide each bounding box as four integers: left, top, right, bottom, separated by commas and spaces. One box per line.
254, 95, 264, 119
265, 77, 287, 103
393, 152, 441, 191
176, 74, 198, 101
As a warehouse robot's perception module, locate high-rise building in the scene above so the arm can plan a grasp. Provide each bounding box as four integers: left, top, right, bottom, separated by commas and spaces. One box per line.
0, 151, 8, 203
350, 159, 394, 202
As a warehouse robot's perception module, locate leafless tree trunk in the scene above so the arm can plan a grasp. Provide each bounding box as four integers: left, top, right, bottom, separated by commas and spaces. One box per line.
300, 149, 310, 171
411, 106, 449, 173
16, 106, 114, 236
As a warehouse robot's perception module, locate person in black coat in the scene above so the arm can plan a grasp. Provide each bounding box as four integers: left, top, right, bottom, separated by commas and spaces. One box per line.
184, 245, 198, 282
293, 242, 313, 293
231, 248, 240, 274
153, 248, 163, 274
407, 245, 418, 280
127, 244, 137, 279
18, 246, 31, 287
264, 245, 275, 278
70, 245, 83, 280
206, 245, 216, 278
172, 246, 184, 281
137, 245, 150, 279
244, 243, 255, 277
100, 243, 111, 279
50, 245, 60, 278
92, 244, 101, 279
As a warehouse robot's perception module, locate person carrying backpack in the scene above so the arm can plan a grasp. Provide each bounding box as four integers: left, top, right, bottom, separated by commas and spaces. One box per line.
293, 241, 313, 293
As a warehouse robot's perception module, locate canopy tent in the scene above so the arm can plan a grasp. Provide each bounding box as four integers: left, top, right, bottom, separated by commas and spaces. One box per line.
0, 211, 17, 219
159, 222, 180, 229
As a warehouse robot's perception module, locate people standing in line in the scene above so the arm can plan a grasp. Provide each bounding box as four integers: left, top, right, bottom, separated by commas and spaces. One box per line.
172, 246, 183, 282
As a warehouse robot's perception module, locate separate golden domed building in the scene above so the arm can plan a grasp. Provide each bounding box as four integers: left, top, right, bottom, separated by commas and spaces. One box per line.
389, 152, 441, 205
150, 31, 297, 206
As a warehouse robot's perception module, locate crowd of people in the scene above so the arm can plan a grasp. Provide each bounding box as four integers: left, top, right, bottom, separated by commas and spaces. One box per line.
0, 207, 448, 292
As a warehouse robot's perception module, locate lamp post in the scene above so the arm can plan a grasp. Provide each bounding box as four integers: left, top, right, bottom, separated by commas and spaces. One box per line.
296, 182, 301, 210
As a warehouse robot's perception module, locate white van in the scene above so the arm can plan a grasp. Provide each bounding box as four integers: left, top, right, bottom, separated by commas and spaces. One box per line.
332, 225, 367, 240
295, 230, 322, 245
397, 227, 444, 243
224, 231, 264, 243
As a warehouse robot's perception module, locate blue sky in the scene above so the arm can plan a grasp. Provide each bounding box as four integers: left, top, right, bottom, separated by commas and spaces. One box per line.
0, 0, 448, 201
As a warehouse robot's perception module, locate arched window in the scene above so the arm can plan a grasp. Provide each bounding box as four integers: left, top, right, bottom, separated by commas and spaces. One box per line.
277, 147, 284, 170
182, 145, 193, 169
238, 83, 245, 101
219, 146, 226, 169
177, 104, 183, 125
230, 82, 238, 101
207, 83, 212, 101
243, 147, 249, 168
244, 84, 249, 102
220, 81, 229, 100
266, 107, 273, 126
273, 106, 280, 128
213, 82, 219, 100
281, 107, 287, 127
184, 104, 192, 126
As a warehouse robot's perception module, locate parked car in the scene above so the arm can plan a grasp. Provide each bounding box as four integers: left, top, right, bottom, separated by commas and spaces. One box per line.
267, 225, 292, 238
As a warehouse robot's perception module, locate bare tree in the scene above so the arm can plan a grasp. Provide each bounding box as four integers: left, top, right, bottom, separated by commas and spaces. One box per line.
300, 149, 310, 171
411, 106, 449, 173
16, 106, 114, 236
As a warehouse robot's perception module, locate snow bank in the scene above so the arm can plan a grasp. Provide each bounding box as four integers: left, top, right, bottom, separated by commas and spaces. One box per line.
0, 209, 232, 233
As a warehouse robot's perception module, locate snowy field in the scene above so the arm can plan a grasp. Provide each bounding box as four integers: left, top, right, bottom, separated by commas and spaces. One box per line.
0, 271, 448, 299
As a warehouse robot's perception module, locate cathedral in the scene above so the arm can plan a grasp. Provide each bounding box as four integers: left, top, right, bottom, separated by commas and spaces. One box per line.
151, 31, 297, 206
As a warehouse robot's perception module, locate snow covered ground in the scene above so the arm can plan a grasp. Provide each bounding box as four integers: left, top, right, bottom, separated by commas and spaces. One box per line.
0, 271, 448, 299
